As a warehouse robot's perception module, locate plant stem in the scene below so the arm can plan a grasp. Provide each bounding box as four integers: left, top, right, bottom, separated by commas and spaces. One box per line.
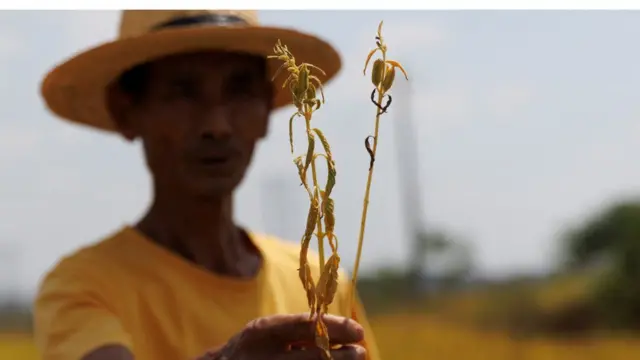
305, 114, 326, 267
350, 60, 387, 308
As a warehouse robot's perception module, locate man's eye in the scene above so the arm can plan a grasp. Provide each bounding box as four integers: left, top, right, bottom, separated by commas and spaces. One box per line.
226, 72, 259, 96
169, 79, 198, 98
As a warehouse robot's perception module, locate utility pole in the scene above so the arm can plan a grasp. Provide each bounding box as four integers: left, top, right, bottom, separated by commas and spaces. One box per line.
391, 76, 427, 290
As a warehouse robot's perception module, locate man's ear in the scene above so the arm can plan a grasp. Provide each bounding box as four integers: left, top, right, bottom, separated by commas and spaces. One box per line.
106, 83, 139, 141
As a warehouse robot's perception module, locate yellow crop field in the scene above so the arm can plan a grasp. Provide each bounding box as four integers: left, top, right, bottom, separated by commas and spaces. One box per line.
371, 313, 640, 360
0, 334, 39, 360
4, 313, 640, 360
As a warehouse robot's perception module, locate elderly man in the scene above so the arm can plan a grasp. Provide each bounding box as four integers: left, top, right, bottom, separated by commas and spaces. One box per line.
34, 9, 379, 360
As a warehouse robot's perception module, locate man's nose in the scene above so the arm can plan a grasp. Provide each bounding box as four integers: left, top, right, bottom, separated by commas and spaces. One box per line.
198, 104, 233, 139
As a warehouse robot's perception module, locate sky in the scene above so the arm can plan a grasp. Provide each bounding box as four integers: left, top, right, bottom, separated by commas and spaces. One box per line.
2, 10, 640, 298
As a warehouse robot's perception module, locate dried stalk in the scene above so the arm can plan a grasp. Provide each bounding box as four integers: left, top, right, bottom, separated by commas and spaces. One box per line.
349, 21, 409, 308
269, 40, 341, 360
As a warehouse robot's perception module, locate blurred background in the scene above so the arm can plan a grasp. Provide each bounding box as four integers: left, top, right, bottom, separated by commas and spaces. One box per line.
4, 9, 640, 359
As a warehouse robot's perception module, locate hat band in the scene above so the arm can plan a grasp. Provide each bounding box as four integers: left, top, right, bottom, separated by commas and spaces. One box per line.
152, 13, 248, 31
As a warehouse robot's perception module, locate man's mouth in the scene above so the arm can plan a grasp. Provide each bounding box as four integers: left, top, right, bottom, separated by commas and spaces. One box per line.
199, 156, 229, 165
189, 146, 240, 173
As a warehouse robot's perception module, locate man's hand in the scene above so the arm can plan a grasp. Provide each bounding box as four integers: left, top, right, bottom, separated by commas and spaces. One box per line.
80, 313, 365, 360
198, 313, 367, 360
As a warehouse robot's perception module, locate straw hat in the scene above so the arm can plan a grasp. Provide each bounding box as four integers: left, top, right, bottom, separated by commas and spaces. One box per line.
41, 10, 342, 133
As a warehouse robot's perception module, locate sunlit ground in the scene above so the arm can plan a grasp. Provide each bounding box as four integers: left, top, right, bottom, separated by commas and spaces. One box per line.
4, 313, 640, 360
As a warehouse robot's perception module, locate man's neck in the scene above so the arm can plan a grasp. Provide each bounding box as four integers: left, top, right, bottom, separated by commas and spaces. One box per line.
136, 191, 261, 278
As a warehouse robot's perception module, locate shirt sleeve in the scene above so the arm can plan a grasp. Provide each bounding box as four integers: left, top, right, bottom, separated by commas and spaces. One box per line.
33, 257, 133, 360
336, 270, 382, 360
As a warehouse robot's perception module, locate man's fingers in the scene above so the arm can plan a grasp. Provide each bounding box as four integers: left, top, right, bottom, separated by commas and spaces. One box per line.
242, 313, 364, 346
277, 345, 367, 360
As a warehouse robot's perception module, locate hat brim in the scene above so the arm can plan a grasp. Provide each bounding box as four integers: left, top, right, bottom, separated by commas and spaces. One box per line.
41, 25, 342, 133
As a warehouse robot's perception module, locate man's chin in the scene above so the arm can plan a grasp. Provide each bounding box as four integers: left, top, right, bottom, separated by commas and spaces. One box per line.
187, 176, 244, 200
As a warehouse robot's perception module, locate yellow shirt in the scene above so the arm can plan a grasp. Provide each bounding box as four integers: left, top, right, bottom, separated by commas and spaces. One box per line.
33, 226, 380, 360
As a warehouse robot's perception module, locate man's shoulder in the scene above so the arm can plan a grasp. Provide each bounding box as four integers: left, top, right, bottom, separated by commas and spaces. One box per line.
251, 232, 302, 262
251, 232, 349, 279
37, 227, 130, 292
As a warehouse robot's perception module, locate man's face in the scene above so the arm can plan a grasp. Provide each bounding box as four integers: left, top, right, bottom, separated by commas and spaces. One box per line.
109, 51, 272, 199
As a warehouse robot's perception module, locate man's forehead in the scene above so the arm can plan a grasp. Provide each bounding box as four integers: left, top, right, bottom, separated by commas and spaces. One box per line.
149, 51, 266, 74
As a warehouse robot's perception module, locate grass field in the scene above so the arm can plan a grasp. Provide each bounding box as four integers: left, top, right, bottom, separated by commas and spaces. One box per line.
372, 313, 640, 360
0, 334, 39, 359
4, 313, 640, 360
4, 269, 633, 359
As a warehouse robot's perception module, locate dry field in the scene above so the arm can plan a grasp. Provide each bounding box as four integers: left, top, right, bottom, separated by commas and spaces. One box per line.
3, 313, 640, 360
371, 313, 640, 360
